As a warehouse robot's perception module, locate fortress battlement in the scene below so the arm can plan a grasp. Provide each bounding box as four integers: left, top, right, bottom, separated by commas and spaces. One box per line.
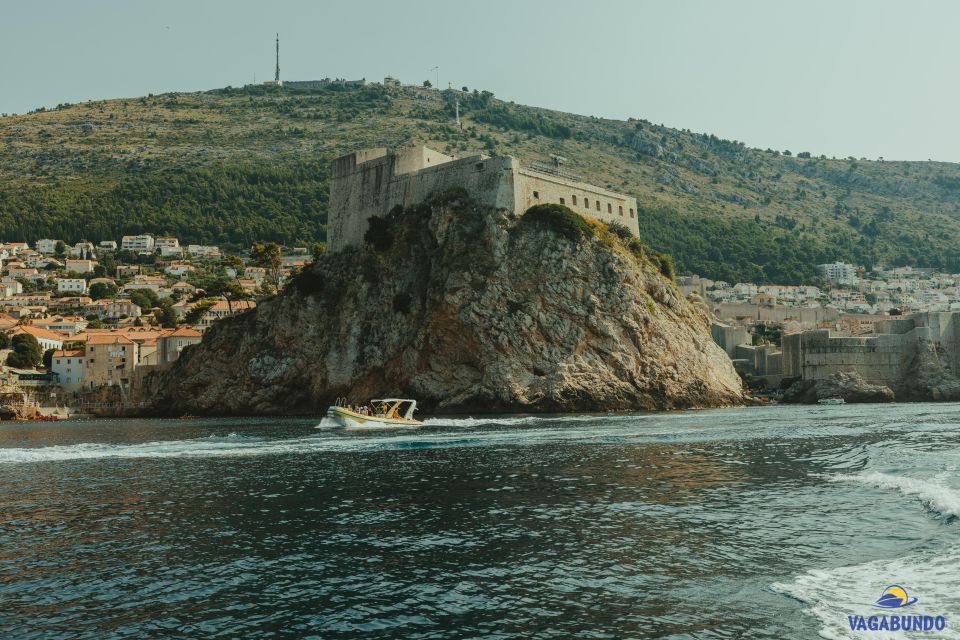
327, 145, 638, 252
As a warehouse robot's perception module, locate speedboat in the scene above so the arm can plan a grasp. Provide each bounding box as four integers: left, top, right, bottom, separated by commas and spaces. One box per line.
818, 397, 845, 405
317, 398, 423, 430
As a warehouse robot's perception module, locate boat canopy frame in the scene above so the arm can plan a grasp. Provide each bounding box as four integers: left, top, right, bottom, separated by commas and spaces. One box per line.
369, 398, 418, 420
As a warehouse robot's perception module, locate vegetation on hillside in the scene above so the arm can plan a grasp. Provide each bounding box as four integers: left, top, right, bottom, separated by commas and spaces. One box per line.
3, 82, 960, 283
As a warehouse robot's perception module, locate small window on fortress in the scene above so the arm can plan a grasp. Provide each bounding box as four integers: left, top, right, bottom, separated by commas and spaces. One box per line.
572, 195, 577, 206
533, 191, 540, 200
559, 197, 565, 204
619, 206, 624, 216
630, 208, 635, 218
584, 198, 589, 209
596, 200, 601, 211
607, 203, 612, 213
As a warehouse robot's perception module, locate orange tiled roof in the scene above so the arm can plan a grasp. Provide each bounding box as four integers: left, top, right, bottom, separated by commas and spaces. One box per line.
10, 325, 65, 341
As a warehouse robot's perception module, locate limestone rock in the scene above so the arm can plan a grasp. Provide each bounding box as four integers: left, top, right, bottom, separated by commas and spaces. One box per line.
144, 194, 745, 415
783, 371, 895, 404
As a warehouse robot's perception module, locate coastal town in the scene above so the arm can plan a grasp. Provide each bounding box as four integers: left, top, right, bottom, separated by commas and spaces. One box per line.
0, 234, 311, 418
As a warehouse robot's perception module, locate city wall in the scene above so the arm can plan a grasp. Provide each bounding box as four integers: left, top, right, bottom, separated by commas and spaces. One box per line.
781, 312, 960, 387
714, 302, 838, 327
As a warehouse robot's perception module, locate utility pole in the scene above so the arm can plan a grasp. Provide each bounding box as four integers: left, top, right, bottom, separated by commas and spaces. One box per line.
455, 96, 460, 129
430, 65, 439, 89
275, 33, 280, 83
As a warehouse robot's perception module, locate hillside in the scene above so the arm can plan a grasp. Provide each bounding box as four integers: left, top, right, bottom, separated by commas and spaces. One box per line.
2, 82, 960, 283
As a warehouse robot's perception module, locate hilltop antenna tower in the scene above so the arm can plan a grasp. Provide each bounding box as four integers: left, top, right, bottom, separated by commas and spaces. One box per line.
274, 33, 280, 83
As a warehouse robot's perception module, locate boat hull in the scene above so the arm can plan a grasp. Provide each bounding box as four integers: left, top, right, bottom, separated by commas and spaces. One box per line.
317, 406, 423, 431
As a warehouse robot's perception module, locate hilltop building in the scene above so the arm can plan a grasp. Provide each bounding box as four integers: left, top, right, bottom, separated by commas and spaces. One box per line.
327, 145, 638, 252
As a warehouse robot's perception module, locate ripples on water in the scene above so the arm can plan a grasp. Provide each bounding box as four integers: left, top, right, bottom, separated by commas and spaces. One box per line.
2, 405, 960, 638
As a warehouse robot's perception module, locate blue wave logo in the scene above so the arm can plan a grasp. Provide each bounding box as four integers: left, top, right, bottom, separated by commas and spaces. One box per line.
848, 584, 945, 633
875, 584, 918, 609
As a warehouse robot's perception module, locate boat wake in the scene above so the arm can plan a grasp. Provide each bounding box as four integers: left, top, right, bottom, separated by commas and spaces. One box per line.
772, 546, 960, 639
824, 471, 960, 520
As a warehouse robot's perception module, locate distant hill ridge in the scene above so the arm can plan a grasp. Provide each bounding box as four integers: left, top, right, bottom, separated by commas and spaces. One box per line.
1, 82, 959, 284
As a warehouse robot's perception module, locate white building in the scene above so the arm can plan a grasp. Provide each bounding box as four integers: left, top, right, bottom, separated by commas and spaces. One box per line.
121, 235, 155, 253
51, 349, 85, 393
818, 262, 859, 286
156, 237, 180, 249
65, 259, 95, 274
159, 245, 184, 258
56, 278, 88, 294
67, 242, 97, 259
187, 245, 221, 259
98, 240, 118, 252
36, 239, 59, 254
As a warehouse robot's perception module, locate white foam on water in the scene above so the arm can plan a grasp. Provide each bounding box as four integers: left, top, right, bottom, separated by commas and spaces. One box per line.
825, 471, 960, 519
772, 547, 960, 639
421, 414, 636, 428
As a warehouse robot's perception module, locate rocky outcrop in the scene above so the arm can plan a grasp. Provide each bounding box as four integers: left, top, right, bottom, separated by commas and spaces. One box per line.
144, 194, 745, 415
899, 337, 960, 401
783, 371, 895, 404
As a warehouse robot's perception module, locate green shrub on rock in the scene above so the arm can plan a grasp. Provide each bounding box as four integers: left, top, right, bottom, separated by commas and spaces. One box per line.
521, 204, 595, 242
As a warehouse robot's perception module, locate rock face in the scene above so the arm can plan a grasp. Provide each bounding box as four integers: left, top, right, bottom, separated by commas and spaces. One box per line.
144, 194, 744, 415
899, 337, 960, 401
783, 371, 895, 404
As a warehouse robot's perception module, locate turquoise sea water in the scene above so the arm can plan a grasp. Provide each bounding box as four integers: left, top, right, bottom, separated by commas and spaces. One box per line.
2, 404, 959, 639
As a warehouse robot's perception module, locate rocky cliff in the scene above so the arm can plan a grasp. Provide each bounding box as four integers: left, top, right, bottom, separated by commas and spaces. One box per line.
144, 193, 744, 415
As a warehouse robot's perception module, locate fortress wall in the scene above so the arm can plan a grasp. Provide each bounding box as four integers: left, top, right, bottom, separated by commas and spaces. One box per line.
790, 328, 919, 387
328, 154, 515, 251
713, 303, 838, 326
515, 169, 639, 237
782, 333, 802, 377
329, 146, 641, 251
393, 146, 454, 175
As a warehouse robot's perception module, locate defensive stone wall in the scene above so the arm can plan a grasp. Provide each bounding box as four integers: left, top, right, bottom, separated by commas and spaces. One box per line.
328, 145, 639, 251
713, 302, 838, 327
515, 168, 639, 236
782, 312, 960, 389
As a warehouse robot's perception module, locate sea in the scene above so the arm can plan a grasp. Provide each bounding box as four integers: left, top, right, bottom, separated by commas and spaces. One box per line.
2, 403, 959, 639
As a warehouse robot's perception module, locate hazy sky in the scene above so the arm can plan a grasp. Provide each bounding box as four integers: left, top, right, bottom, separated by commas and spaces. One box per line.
2, 0, 958, 161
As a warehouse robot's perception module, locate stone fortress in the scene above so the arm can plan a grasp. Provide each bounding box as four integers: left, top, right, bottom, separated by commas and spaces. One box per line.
327, 145, 638, 252
782, 312, 960, 398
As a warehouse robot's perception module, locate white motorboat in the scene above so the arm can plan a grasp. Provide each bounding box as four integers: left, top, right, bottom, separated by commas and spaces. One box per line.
818, 397, 845, 405
317, 398, 423, 430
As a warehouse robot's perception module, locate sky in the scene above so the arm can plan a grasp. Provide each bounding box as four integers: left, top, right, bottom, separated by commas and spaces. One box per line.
2, 0, 958, 161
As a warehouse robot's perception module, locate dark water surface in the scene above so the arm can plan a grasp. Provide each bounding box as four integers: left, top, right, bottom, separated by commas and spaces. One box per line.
2, 405, 959, 639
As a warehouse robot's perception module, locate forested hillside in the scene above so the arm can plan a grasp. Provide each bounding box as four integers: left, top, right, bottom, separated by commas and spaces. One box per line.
2, 82, 960, 283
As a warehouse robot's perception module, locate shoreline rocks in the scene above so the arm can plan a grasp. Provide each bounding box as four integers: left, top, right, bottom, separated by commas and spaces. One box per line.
782, 371, 895, 404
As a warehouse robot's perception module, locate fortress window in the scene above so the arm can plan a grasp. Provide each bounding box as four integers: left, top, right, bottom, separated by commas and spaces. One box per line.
533, 191, 540, 200
584, 198, 589, 209
619, 206, 624, 216
596, 200, 601, 211
559, 197, 565, 204
629, 208, 635, 218
607, 203, 612, 213
572, 195, 577, 205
